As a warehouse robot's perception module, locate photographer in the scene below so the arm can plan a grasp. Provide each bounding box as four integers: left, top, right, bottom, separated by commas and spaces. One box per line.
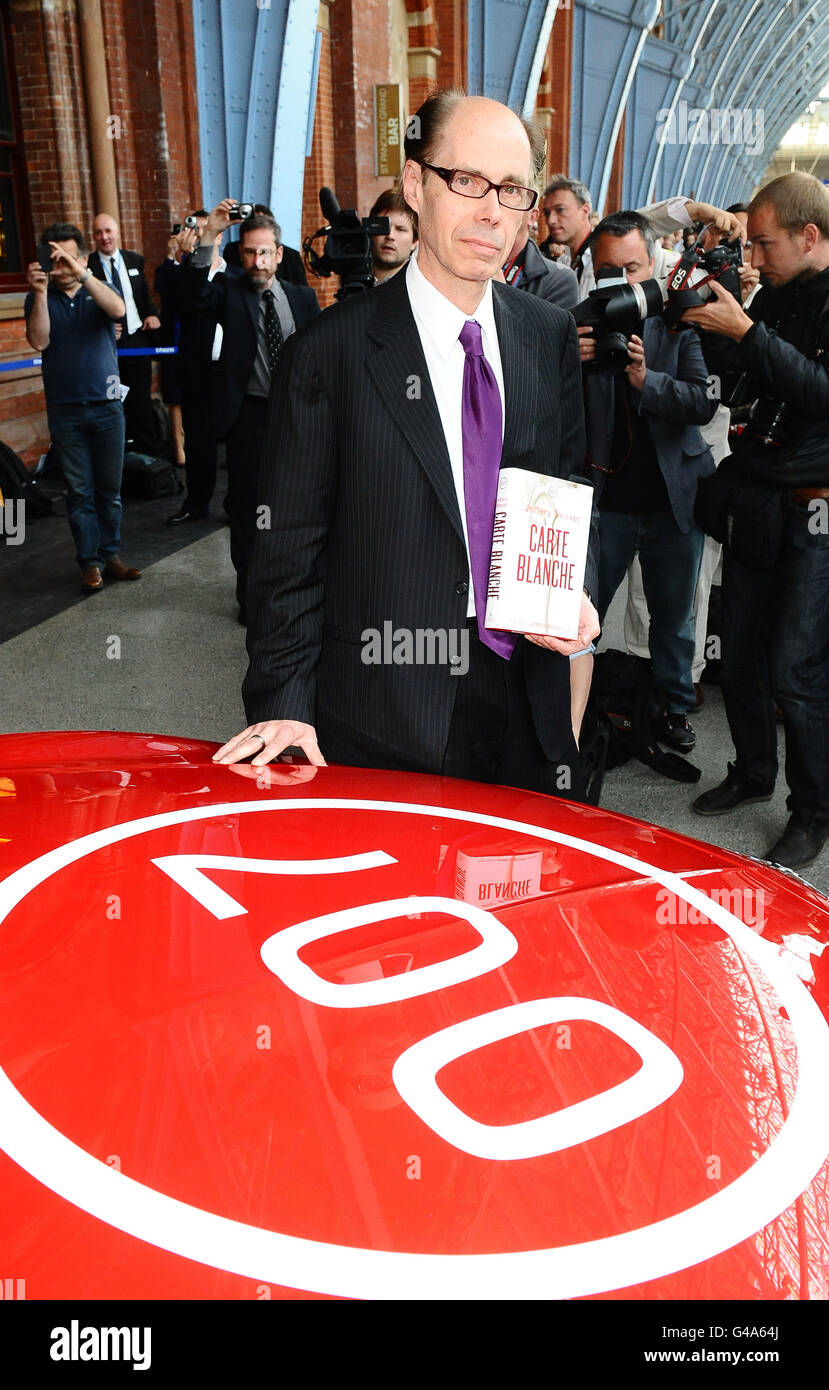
581, 211, 717, 752
684, 172, 829, 870
179, 200, 319, 621
24, 223, 142, 592
369, 190, 417, 283
541, 174, 744, 301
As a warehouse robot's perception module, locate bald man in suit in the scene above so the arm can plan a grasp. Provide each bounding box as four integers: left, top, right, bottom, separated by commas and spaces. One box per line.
215, 92, 600, 796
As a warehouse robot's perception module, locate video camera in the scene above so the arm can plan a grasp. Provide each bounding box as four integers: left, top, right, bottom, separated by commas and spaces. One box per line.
302, 188, 389, 297
573, 270, 663, 373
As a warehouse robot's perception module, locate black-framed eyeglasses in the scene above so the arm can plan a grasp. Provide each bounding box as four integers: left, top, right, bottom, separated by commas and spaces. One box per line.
415, 160, 537, 212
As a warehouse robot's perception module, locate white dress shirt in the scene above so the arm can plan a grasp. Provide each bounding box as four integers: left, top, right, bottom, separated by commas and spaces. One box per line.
209, 256, 226, 361
102, 250, 142, 335
405, 250, 505, 616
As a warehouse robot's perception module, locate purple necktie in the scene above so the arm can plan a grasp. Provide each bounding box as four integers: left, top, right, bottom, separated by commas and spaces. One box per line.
460, 320, 517, 659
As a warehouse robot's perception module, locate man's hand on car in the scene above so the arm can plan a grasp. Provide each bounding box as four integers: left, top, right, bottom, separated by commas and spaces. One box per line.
213, 720, 327, 768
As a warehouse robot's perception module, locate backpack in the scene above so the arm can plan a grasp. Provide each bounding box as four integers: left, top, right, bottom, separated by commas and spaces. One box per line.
126, 397, 174, 461
0, 439, 53, 516
579, 648, 701, 805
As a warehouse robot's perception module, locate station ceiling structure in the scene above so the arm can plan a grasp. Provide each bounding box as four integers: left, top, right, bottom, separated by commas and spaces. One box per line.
193, 0, 829, 243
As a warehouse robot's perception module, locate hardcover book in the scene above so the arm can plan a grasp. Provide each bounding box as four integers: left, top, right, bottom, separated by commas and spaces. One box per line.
485, 469, 593, 640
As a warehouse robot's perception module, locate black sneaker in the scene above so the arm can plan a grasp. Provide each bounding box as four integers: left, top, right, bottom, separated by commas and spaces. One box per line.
656, 710, 696, 754
765, 813, 829, 870
693, 761, 775, 817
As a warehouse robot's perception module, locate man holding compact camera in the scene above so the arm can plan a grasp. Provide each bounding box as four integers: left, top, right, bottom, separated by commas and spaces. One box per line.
683, 172, 829, 870
24, 223, 142, 591
179, 200, 319, 620
579, 211, 717, 753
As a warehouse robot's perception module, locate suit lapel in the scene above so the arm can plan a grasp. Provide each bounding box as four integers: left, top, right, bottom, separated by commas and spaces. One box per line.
240, 277, 260, 338
492, 282, 537, 464
365, 274, 463, 541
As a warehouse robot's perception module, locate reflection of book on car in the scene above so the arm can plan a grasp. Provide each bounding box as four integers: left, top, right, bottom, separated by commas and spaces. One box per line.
485, 469, 593, 640
454, 847, 544, 908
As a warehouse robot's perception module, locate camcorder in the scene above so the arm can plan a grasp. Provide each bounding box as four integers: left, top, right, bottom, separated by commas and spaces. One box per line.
663, 230, 743, 328
228, 202, 254, 223
573, 270, 663, 373
302, 187, 389, 297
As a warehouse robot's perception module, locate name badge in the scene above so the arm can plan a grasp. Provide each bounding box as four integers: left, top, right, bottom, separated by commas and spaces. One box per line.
128, 267, 139, 276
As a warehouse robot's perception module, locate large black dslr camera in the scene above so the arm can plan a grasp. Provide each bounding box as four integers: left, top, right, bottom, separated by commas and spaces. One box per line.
302, 187, 389, 297
573, 269, 663, 373
664, 229, 742, 328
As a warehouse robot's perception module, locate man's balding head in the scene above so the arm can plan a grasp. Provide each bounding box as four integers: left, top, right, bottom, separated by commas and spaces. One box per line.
402, 92, 544, 311
92, 215, 120, 256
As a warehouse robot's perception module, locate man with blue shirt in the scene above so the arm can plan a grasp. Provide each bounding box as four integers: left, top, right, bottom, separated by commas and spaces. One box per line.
25, 222, 142, 592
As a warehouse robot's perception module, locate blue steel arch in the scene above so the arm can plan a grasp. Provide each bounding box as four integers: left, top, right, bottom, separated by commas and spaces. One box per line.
709, 35, 829, 206
467, 0, 560, 115
637, 0, 762, 205
684, 0, 824, 202
191, 0, 319, 248
570, 0, 661, 210
187, 0, 829, 251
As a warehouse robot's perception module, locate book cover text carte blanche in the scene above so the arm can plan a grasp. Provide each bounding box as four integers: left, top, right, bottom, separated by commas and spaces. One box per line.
485, 469, 593, 640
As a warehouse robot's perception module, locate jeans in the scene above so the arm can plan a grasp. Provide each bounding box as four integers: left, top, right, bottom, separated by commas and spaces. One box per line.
720, 501, 829, 815
48, 400, 126, 570
598, 509, 705, 713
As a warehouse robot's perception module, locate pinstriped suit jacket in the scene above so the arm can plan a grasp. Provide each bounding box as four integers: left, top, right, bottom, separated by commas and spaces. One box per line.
243, 268, 595, 771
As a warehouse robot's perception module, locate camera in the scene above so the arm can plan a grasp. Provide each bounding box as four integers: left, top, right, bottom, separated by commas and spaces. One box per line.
728, 374, 792, 447
302, 187, 389, 297
172, 215, 200, 236
664, 230, 742, 328
228, 202, 254, 223
573, 269, 663, 373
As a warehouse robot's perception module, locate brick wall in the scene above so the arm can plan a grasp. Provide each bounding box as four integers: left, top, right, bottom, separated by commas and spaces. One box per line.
0, 308, 45, 465
303, 4, 338, 309
2, 0, 203, 466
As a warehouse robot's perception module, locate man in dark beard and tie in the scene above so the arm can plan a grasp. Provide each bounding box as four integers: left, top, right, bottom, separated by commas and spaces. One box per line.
179, 205, 320, 622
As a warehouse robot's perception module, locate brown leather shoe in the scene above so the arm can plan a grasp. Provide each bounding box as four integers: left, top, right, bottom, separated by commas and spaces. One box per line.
104, 555, 142, 581
81, 565, 103, 592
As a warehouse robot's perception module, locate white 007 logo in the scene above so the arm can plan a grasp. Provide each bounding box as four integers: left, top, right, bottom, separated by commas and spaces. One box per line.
1, 798, 828, 1300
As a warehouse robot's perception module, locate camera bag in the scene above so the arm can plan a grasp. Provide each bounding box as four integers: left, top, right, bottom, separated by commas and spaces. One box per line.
0, 438, 53, 516
121, 452, 184, 500
579, 649, 702, 805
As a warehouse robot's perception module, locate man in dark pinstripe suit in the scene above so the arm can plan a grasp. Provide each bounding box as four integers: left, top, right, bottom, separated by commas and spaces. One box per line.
215, 92, 600, 796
